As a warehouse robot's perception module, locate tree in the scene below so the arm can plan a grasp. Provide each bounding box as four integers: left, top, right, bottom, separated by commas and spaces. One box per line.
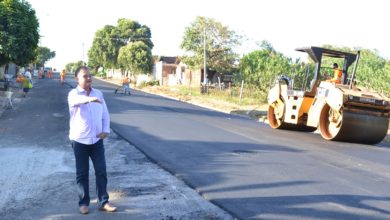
88, 25, 117, 70
0, 0, 39, 66
180, 16, 241, 74
35, 46, 55, 67
65, 60, 84, 73
88, 19, 153, 71
118, 41, 153, 75
239, 41, 291, 91
317, 45, 390, 97
356, 49, 389, 96
114, 18, 153, 49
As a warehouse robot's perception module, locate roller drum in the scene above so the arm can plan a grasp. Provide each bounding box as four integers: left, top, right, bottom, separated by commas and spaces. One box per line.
319, 105, 389, 144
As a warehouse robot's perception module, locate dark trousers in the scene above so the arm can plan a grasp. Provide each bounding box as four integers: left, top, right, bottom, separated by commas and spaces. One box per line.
72, 140, 109, 207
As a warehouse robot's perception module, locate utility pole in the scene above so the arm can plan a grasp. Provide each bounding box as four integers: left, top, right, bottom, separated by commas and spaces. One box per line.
203, 27, 207, 85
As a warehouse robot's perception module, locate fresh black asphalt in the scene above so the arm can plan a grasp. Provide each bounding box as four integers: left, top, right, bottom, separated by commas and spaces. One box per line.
92, 78, 390, 220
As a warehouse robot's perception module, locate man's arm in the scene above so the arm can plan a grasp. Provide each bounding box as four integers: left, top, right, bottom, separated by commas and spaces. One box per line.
68, 90, 102, 107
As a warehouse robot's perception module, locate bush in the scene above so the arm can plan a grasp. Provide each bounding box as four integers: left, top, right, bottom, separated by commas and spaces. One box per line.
138, 80, 159, 88
96, 70, 107, 78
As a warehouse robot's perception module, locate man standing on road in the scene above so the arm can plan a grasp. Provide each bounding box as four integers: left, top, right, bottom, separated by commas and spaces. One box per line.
22, 68, 33, 97
67, 66, 117, 214
60, 69, 66, 85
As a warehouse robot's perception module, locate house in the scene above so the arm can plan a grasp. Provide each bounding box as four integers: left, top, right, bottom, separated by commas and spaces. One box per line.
152, 56, 234, 87
153, 56, 203, 87
153, 56, 179, 86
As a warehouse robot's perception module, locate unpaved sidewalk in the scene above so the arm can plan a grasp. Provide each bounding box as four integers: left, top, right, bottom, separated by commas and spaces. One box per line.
0, 131, 234, 220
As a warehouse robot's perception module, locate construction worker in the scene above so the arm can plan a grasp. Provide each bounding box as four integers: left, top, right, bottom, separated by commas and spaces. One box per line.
328, 63, 342, 84
60, 69, 66, 85
38, 68, 44, 79
48, 69, 53, 78
122, 74, 131, 95
114, 74, 131, 95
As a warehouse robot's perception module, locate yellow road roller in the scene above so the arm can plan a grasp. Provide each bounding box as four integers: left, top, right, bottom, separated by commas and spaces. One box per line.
267, 47, 390, 144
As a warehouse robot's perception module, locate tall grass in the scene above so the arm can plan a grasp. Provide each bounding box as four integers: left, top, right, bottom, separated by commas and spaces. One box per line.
167, 85, 267, 105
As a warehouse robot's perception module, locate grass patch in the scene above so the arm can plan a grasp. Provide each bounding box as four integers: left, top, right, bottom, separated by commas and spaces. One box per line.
155, 85, 268, 106
139, 85, 269, 120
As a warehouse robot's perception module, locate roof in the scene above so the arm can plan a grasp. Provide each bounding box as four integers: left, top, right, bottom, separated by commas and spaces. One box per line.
295, 46, 357, 63
158, 56, 179, 64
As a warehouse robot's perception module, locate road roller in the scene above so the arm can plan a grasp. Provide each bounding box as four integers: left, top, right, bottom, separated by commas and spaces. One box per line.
267, 46, 390, 144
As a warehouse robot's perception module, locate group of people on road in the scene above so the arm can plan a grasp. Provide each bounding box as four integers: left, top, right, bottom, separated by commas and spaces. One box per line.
38, 68, 54, 79
16, 68, 68, 97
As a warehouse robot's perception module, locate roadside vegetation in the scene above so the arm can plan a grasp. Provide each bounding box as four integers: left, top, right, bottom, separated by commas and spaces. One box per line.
0, 0, 39, 66
1, 0, 55, 72
78, 15, 389, 105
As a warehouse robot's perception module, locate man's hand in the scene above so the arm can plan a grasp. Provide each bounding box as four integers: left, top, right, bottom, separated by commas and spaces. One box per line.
85, 97, 101, 104
97, 132, 109, 139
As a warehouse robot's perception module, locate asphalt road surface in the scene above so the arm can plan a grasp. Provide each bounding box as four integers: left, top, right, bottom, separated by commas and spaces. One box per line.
94, 78, 390, 220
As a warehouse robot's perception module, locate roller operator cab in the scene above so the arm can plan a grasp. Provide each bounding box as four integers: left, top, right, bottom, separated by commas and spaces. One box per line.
267, 46, 390, 144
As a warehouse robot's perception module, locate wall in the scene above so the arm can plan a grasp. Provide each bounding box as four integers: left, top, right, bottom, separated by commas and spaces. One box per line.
183, 69, 201, 87
106, 69, 122, 79
0, 63, 17, 79
155, 61, 163, 85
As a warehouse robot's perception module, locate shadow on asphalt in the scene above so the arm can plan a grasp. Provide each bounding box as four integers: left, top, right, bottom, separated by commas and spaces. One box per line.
108, 118, 390, 219
90, 76, 390, 219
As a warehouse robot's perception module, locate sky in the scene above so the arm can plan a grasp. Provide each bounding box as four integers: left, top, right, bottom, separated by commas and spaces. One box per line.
27, 0, 390, 70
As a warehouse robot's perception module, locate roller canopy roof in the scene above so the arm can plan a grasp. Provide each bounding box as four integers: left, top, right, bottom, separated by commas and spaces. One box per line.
295, 46, 357, 67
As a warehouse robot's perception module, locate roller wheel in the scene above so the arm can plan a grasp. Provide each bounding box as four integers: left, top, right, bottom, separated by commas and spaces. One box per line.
268, 101, 285, 129
319, 104, 342, 140
319, 104, 389, 144
268, 101, 317, 132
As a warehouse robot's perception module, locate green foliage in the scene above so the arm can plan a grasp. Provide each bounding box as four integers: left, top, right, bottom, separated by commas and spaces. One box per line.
138, 80, 159, 88
355, 49, 389, 97
88, 25, 117, 69
35, 46, 55, 67
88, 18, 153, 71
238, 41, 291, 92
180, 16, 241, 74
65, 60, 84, 73
114, 18, 153, 49
0, 0, 39, 65
239, 43, 390, 98
118, 41, 153, 75
96, 68, 107, 78
316, 45, 389, 97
